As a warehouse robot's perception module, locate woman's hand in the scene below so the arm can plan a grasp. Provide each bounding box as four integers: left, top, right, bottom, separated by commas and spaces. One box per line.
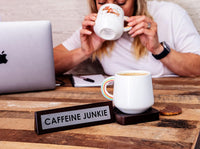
80, 13, 105, 56
126, 16, 200, 77
127, 16, 163, 55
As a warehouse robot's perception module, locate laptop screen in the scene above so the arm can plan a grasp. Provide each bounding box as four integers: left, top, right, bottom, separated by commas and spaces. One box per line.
0, 21, 55, 94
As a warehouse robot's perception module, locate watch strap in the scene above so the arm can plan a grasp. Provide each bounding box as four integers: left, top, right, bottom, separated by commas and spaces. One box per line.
152, 42, 171, 60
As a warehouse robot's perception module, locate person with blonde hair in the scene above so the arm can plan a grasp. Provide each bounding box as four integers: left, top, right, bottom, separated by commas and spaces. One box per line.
54, 0, 200, 77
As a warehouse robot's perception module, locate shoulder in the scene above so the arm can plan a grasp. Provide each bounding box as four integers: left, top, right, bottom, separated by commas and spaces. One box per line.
147, 1, 187, 18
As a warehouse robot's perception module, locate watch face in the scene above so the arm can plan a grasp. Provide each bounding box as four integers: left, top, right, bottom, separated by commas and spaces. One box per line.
162, 41, 170, 52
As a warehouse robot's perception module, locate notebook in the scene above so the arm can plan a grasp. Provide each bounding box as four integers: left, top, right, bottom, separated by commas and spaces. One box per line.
0, 21, 56, 94
71, 74, 105, 87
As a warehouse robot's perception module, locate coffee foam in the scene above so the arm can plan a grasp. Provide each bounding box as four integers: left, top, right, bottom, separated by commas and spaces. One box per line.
118, 72, 148, 76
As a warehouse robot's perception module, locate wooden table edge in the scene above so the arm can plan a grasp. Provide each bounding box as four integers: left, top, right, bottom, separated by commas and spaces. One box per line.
192, 130, 200, 149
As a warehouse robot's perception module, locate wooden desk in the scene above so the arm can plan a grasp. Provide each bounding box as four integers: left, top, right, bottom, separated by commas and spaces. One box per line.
0, 75, 200, 149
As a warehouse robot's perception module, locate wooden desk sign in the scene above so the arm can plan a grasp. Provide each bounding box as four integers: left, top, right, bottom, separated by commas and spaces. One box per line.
35, 101, 115, 135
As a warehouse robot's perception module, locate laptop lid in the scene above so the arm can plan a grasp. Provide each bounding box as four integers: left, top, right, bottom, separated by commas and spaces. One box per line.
0, 21, 56, 94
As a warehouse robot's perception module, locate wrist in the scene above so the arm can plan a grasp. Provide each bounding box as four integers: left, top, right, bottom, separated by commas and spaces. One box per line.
152, 41, 171, 60
80, 47, 93, 58
152, 44, 164, 55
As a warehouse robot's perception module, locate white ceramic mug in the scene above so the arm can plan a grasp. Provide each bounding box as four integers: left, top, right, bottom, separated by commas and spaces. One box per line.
101, 70, 154, 114
93, 4, 131, 40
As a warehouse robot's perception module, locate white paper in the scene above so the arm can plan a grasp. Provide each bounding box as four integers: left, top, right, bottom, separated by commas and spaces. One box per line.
72, 74, 105, 87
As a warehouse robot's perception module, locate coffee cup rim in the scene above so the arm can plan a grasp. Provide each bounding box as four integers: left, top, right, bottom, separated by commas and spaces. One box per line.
100, 3, 123, 8
116, 70, 151, 77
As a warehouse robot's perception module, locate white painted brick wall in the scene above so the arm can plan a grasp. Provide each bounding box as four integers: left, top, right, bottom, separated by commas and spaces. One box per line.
0, 0, 199, 47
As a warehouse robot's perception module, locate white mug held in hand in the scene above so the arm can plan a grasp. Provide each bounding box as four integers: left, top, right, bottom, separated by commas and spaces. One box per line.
101, 70, 154, 114
94, 4, 131, 40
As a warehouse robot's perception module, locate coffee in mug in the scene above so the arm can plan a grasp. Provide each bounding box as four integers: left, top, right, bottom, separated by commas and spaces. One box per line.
118, 72, 148, 76
101, 70, 154, 114
94, 4, 131, 40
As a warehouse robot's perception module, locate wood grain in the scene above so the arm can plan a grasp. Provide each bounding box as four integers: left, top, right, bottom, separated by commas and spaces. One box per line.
1, 77, 200, 148
0, 141, 99, 149
0, 117, 198, 143
0, 0, 200, 147
0, 129, 193, 149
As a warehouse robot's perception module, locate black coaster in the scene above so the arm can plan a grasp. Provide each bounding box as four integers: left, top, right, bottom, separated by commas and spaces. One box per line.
114, 107, 159, 125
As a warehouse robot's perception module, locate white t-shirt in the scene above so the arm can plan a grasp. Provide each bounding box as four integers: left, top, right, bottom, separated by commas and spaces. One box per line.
62, 1, 200, 77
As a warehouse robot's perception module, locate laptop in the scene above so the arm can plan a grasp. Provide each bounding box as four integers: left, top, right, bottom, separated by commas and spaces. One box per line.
0, 21, 56, 94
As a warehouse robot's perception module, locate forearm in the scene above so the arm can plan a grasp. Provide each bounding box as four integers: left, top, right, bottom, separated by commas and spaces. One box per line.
160, 49, 200, 77
54, 44, 90, 75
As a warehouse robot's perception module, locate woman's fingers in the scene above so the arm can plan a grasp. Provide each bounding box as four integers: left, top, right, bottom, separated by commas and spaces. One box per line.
84, 13, 97, 22
126, 16, 157, 37
80, 29, 92, 36
127, 16, 153, 30
128, 22, 155, 37
127, 16, 147, 27
82, 13, 97, 30
82, 20, 95, 29
128, 21, 148, 34
130, 28, 152, 38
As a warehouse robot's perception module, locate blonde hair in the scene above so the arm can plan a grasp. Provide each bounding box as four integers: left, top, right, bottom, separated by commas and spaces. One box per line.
88, 0, 152, 59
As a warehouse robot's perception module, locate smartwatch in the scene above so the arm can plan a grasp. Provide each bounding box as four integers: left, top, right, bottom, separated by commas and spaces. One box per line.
152, 41, 171, 60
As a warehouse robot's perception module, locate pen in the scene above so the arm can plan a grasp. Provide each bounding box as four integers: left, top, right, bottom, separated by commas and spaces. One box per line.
79, 76, 95, 83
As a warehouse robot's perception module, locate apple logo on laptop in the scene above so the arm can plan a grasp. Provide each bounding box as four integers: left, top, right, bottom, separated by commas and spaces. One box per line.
0, 51, 8, 64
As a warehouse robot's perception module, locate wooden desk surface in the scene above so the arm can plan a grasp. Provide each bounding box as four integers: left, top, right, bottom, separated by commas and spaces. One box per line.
0, 75, 200, 149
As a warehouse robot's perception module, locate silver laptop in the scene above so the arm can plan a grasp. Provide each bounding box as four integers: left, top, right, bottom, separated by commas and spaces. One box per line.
0, 21, 56, 94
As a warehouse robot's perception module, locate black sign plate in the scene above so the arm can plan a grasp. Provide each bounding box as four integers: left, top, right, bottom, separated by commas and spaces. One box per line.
35, 101, 114, 135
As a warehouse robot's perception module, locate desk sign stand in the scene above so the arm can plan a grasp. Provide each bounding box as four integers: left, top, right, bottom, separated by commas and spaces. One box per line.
35, 101, 115, 135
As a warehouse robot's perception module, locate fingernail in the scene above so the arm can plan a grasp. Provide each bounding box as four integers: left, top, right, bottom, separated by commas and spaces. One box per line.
124, 16, 129, 21
128, 31, 133, 35
131, 34, 135, 38
87, 31, 92, 34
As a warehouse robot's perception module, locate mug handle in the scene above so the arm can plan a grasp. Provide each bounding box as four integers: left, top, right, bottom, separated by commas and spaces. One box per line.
101, 76, 115, 100
124, 16, 132, 32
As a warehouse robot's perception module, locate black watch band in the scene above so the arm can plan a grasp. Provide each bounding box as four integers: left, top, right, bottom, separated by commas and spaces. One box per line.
152, 41, 171, 60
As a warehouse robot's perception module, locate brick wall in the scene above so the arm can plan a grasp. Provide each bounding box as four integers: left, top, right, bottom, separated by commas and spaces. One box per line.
0, 0, 199, 47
